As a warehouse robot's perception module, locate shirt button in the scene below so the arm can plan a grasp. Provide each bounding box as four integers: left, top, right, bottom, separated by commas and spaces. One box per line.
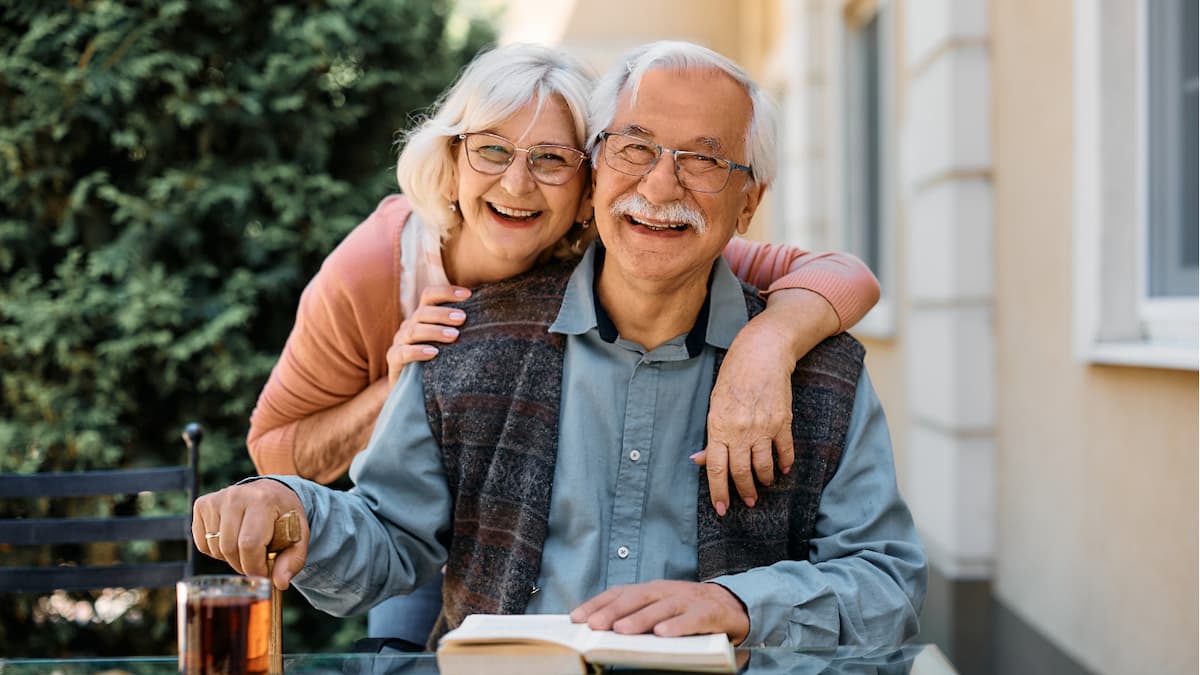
616, 546, 630, 559
629, 449, 641, 462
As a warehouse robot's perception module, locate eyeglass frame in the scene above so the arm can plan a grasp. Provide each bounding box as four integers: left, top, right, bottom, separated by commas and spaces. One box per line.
455, 132, 587, 185
595, 131, 755, 194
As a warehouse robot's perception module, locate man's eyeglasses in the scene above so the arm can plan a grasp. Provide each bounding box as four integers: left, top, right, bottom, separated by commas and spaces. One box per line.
457, 132, 586, 186
597, 131, 754, 194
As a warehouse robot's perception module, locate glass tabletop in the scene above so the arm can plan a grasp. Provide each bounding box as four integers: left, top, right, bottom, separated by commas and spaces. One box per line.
0, 644, 954, 674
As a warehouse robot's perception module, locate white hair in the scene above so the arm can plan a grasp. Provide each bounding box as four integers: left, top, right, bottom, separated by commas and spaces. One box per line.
586, 40, 777, 188
395, 44, 594, 240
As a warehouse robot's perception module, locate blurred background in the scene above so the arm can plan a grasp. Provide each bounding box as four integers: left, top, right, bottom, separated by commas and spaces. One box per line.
1, 1, 1196, 674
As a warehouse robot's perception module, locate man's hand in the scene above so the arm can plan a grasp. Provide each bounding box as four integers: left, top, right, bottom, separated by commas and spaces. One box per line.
569, 580, 750, 645
192, 480, 310, 591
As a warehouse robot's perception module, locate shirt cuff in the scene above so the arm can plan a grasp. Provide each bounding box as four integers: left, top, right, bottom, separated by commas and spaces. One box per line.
708, 565, 840, 648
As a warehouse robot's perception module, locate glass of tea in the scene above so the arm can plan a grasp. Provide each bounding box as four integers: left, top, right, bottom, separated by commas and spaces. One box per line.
177, 575, 271, 675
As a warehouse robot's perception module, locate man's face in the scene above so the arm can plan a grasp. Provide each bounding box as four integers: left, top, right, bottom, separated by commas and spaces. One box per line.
591, 67, 765, 291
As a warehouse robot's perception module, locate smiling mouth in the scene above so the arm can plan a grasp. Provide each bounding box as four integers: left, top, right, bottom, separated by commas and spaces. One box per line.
489, 202, 542, 221
625, 214, 689, 232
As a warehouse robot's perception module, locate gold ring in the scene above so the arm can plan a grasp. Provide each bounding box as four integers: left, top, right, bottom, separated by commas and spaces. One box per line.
205, 531, 221, 539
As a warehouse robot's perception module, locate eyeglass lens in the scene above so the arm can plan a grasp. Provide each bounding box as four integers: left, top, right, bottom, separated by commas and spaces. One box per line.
602, 133, 735, 193
461, 133, 584, 185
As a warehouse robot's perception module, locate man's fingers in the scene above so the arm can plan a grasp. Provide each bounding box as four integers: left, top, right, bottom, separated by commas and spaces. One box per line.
612, 597, 685, 635
581, 588, 659, 632
575, 581, 750, 643
273, 542, 307, 591
192, 500, 217, 559
702, 442, 730, 517
570, 587, 621, 624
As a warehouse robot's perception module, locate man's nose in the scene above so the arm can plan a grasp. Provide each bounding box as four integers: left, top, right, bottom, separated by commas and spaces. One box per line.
500, 154, 536, 195
637, 153, 686, 204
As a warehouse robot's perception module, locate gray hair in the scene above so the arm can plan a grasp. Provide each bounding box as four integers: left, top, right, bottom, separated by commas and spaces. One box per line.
586, 40, 777, 188
395, 44, 594, 240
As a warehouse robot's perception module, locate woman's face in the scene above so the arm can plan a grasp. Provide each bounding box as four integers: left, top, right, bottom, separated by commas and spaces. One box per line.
449, 96, 589, 281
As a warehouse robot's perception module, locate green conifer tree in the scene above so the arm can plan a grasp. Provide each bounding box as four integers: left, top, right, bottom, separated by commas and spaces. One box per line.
0, 0, 493, 656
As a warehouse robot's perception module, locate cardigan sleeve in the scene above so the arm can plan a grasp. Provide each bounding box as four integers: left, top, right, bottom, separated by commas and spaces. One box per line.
246, 196, 410, 475
722, 238, 881, 332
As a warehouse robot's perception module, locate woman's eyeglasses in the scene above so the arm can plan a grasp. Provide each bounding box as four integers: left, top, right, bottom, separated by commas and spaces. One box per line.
457, 132, 586, 186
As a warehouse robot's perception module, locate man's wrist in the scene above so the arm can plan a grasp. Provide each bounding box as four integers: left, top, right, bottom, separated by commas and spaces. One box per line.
704, 581, 751, 645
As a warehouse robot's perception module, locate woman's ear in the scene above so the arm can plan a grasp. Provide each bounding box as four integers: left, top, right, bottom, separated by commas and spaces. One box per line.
575, 184, 594, 224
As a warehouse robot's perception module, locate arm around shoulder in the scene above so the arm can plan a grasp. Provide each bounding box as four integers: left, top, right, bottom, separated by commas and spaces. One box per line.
722, 238, 880, 332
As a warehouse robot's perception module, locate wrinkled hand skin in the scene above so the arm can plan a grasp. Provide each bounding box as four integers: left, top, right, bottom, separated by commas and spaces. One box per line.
192, 480, 309, 591
695, 288, 840, 515
697, 321, 796, 515
569, 580, 751, 645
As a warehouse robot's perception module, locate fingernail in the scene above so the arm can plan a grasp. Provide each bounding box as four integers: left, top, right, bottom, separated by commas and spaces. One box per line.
688, 451, 704, 463
442, 327, 459, 338
715, 501, 727, 517
449, 310, 466, 320
454, 289, 471, 298
782, 464, 792, 475
422, 346, 439, 355
744, 497, 756, 508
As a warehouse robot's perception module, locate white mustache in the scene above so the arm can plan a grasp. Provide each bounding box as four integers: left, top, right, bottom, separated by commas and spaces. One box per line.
609, 194, 707, 234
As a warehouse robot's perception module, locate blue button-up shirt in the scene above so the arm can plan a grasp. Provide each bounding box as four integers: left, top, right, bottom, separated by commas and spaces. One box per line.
276, 244, 926, 648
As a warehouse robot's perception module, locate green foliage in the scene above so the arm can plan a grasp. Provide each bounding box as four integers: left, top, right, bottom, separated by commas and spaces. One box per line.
0, 0, 493, 657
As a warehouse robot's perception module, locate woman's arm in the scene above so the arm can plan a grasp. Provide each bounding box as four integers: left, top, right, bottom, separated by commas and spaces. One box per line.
247, 204, 406, 483
703, 239, 880, 514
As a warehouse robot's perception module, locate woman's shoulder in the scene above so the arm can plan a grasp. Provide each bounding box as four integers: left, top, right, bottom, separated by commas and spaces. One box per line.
321, 195, 411, 280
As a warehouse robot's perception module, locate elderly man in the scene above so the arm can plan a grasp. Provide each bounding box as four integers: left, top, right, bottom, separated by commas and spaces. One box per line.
194, 41, 925, 649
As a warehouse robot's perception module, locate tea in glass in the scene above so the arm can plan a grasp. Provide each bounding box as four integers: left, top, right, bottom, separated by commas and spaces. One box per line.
177, 575, 270, 674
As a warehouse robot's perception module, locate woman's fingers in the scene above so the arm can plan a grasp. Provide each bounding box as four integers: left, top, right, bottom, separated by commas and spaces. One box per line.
386, 295, 471, 382
418, 285, 470, 307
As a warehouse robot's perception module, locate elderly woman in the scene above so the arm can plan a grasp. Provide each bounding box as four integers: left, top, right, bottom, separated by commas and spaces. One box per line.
244, 44, 879, 646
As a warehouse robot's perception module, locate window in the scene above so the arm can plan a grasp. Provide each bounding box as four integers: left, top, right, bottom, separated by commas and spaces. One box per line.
1142, 0, 1198, 340
841, 1, 895, 336
1073, 0, 1198, 369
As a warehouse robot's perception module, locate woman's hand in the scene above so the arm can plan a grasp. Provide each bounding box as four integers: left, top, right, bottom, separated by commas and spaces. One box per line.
386, 285, 471, 386
696, 288, 840, 514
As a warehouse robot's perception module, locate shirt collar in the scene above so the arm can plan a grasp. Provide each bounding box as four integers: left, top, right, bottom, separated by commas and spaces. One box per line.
551, 241, 750, 354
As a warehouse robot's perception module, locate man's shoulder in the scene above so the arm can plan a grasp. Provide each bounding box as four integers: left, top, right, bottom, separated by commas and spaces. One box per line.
455, 260, 576, 319
732, 279, 866, 369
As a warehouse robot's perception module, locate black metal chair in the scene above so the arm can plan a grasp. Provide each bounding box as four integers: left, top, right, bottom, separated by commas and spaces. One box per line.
0, 423, 203, 593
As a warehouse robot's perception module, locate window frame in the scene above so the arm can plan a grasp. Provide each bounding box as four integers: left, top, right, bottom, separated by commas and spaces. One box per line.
1072, 0, 1198, 371
1137, 0, 1198, 339
838, 0, 897, 338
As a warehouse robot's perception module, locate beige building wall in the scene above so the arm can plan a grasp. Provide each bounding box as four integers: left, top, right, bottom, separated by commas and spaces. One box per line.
486, 1, 1199, 672
991, 2, 1198, 673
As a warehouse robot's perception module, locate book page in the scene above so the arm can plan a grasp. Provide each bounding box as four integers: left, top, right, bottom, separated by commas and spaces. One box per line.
441, 614, 591, 651
584, 629, 730, 657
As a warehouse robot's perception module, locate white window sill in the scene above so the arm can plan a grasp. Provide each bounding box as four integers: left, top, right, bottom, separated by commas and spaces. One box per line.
1082, 340, 1198, 371
852, 300, 897, 340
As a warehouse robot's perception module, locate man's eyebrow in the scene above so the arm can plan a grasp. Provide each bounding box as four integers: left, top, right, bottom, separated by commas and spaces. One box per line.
615, 125, 727, 154
615, 123, 653, 137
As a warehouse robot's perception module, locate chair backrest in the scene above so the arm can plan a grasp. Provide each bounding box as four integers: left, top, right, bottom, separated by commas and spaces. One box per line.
0, 423, 203, 593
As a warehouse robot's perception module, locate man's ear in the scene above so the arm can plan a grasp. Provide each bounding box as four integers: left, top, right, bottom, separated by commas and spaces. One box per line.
735, 182, 767, 235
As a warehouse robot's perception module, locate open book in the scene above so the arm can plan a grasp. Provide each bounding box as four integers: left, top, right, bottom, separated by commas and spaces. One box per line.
436, 614, 736, 674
